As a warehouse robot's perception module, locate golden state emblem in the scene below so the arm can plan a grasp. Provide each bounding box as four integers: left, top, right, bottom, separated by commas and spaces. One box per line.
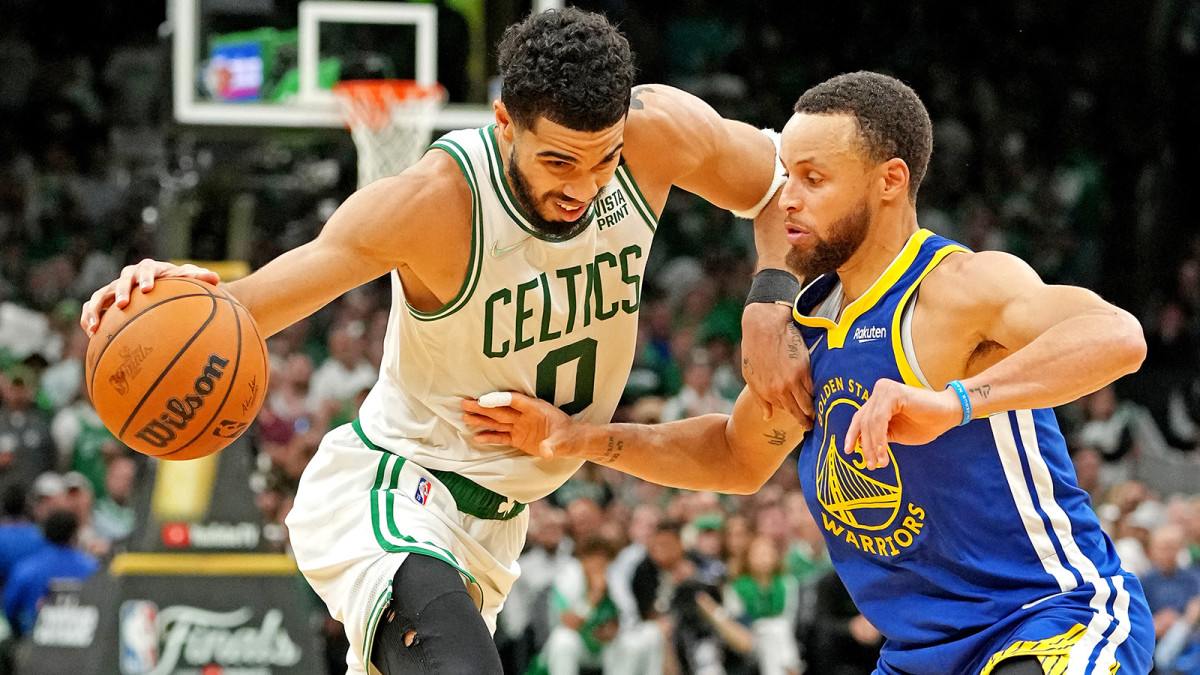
815, 377, 927, 557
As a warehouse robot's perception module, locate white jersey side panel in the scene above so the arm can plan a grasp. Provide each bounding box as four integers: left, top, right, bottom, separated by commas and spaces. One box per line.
356, 125, 658, 503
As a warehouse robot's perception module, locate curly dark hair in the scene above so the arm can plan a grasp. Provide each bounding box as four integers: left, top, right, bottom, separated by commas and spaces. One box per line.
497, 8, 635, 132
794, 71, 933, 202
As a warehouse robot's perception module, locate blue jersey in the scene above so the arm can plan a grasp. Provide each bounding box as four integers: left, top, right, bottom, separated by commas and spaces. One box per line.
792, 229, 1153, 675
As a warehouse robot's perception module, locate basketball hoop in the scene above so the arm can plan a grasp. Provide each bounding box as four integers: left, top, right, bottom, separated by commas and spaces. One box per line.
333, 79, 447, 188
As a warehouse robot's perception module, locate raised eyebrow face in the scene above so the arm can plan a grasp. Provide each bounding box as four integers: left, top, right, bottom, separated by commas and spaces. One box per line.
536, 143, 625, 166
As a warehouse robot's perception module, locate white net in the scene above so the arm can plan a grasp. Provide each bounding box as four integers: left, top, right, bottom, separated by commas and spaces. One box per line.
333, 80, 446, 188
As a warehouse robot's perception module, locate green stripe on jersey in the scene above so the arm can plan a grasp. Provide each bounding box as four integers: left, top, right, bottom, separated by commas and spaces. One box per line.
361, 582, 392, 669
368, 453, 477, 586
412, 141, 485, 321
615, 166, 658, 231
479, 126, 536, 236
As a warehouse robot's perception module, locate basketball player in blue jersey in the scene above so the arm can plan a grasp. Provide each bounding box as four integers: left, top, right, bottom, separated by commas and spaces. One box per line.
78, 9, 812, 674
466, 71, 1156, 674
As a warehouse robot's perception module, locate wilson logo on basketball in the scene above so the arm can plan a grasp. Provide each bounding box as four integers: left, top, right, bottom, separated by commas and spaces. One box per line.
109, 344, 154, 395
135, 354, 229, 448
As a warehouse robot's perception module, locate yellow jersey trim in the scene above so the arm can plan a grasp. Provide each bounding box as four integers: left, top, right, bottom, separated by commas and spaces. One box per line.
792, 229, 934, 349
977, 623, 1113, 675
890, 244, 969, 389
109, 553, 299, 576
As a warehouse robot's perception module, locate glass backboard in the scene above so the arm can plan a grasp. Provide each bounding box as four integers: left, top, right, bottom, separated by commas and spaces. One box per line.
174, 0, 563, 130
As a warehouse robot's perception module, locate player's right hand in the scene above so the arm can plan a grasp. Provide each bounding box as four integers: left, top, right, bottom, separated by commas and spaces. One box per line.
80, 258, 220, 336
461, 392, 575, 460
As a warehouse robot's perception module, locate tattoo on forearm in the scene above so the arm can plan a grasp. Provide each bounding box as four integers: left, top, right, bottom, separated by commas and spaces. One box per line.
968, 384, 992, 399
764, 429, 788, 446
786, 341, 800, 360
630, 85, 655, 110
742, 357, 755, 375
600, 436, 624, 464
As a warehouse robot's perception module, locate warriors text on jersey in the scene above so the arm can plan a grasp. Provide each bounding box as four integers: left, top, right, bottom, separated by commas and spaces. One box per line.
355, 125, 657, 504
792, 229, 1153, 674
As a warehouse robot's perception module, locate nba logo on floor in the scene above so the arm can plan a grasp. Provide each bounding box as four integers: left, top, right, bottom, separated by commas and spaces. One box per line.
415, 478, 431, 505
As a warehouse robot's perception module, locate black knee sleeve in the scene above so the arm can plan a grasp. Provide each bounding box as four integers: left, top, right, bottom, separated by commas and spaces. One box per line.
370, 554, 502, 675
991, 656, 1045, 675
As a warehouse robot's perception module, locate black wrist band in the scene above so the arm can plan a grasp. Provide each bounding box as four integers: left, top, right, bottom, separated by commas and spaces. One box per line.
745, 268, 800, 306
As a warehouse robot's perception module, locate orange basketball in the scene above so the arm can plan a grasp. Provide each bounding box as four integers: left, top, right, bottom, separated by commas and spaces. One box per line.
85, 277, 269, 460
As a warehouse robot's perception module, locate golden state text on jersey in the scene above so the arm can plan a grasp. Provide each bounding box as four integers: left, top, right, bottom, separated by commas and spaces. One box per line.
791, 230, 1154, 675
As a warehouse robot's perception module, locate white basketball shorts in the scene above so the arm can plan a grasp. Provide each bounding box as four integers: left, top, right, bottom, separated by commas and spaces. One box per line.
286, 422, 529, 674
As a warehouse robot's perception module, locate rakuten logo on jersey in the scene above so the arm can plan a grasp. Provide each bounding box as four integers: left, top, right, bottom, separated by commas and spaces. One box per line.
161, 522, 260, 550
852, 325, 887, 343
119, 602, 302, 675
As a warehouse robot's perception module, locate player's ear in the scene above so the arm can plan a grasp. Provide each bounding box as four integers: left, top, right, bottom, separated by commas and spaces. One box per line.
494, 102, 515, 142
879, 158, 910, 203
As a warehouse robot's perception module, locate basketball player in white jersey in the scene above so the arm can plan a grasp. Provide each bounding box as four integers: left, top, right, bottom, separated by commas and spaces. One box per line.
80, 9, 806, 674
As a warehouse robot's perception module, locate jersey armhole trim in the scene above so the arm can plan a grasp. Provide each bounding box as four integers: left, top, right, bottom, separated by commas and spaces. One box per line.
615, 165, 659, 232
406, 141, 484, 321
890, 244, 969, 388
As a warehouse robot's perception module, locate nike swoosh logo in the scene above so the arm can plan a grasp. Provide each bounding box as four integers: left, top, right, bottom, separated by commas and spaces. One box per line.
1022, 591, 1068, 610
491, 237, 531, 258
808, 334, 825, 354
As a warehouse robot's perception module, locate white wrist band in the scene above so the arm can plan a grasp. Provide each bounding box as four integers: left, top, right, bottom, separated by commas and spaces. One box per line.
731, 128, 786, 220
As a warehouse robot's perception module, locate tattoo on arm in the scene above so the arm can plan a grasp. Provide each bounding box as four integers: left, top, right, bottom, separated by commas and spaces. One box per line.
764, 429, 788, 446
630, 85, 655, 110
968, 384, 992, 399
742, 356, 755, 375
599, 436, 624, 464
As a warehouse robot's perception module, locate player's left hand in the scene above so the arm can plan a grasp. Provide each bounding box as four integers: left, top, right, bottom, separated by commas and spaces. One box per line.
843, 379, 962, 469
461, 392, 574, 460
741, 302, 814, 429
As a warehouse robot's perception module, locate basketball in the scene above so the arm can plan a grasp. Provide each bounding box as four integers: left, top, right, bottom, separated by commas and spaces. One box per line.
85, 277, 269, 461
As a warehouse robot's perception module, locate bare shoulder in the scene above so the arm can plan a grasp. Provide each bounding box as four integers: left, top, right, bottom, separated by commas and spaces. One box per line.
324, 149, 473, 267
622, 84, 721, 180
921, 249, 1042, 316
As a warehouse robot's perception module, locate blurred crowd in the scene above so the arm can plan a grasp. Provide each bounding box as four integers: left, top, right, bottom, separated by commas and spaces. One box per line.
2, 0, 1200, 673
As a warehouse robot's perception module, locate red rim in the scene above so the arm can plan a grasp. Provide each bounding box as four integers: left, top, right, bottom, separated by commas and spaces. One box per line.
332, 79, 446, 130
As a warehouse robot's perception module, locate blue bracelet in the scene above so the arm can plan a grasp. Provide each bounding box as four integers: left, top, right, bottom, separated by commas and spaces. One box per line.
946, 380, 972, 426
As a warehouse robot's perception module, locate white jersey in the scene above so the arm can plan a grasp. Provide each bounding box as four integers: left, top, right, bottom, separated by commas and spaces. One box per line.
356, 125, 657, 503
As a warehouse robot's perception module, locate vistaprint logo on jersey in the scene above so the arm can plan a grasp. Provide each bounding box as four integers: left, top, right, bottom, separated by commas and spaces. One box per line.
853, 326, 887, 342
594, 187, 629, 230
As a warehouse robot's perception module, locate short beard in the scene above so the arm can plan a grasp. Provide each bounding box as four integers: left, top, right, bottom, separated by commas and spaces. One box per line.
507, 149, 593, 241
786, 198, 871, 279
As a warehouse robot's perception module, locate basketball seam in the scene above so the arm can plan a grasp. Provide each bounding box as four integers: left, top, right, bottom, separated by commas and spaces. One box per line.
87, 289, 217, 401
116, 295, 219, 440
156, 291, 245, 458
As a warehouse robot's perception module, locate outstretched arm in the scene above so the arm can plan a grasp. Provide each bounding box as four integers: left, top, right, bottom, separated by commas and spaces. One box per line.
461, 388, 804, 495
81, 151, 469, 338
623, 86, 809, 425
622, 84, 781, 219
845, 251, 1146, 469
